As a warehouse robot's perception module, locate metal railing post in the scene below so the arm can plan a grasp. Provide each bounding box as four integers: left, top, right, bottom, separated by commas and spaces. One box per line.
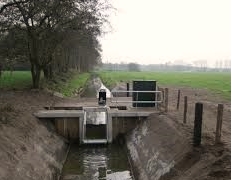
126, 83, 129, 97
136, 91, 138, 108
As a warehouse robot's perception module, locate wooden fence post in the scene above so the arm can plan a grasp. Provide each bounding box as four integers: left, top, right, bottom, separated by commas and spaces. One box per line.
215, 104, 224, 144
183, 96, 188, 123
162, 88, 164, 106
164, 88, 168, 112
177, 90, 180, 110
193, 102, 203, 147
126, 82, 129, 97
157, 87, 161, 110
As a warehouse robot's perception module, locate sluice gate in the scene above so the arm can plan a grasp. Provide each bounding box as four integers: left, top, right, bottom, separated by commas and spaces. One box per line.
35, 105, 152, 144
35, 80, 165, 144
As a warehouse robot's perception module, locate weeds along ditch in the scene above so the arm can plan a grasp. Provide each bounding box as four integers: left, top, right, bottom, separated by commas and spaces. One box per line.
42, 72, 90, 96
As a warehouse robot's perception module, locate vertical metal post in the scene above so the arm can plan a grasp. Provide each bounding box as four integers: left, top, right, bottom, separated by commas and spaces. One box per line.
183, 96, 188, 123
155, 87, 161, 109
177, 89, 180, 110
193, 102, 203, 147
164, 88, 168, 112
79, 114, 84, 144
136, 91, 138, 108
126, 83, 129, 97
215, 104, 224, 144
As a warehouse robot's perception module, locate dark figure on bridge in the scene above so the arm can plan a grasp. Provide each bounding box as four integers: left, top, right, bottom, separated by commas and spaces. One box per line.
98, 89, 106, 105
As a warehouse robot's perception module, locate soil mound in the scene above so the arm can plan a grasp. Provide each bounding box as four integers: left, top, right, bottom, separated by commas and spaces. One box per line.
0, 90, 68, 180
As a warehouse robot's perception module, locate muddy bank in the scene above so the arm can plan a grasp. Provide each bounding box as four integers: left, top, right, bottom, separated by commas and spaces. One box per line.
126, 113, 192, 180
0, 90, 68, 180
126, 112, 230, 180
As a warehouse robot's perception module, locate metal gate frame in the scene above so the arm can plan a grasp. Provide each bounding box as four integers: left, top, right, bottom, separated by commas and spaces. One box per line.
79, 107, 110, 144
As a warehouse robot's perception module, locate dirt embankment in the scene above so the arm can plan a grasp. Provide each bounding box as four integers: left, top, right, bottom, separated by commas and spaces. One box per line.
0, 90, 68, 180
167, 86, 231, 148
126, 85, 231, 180
127, 113, 230, 180
127, 113, 192, 180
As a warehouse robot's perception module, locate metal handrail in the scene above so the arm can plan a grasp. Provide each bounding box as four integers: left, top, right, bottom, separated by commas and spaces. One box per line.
111, 90, 162, 93
110, 90, 163, 107
111, 100, 162, 103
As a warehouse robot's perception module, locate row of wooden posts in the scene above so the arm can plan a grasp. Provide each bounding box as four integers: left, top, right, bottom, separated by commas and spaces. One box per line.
125, 83, 224, 146
163, 88, 224, 146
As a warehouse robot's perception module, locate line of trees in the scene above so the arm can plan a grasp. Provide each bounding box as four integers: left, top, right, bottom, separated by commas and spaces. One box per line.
101, 62, 231, 72
0, 0, 112, 88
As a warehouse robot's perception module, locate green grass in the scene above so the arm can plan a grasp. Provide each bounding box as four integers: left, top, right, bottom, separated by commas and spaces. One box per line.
0, 71, 32, 89
43, 71, 90, 96
1, 70, 230, 99
97, 71, 231, 100
0, 71, 90, 97
59, 72, 90, 96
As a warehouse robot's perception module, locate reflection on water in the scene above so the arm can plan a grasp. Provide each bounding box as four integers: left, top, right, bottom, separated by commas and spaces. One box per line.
62, 144, 134, 180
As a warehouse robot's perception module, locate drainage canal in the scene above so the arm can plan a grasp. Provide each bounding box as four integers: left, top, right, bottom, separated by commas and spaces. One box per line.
62, 144, 133, 180
61, 76, 135, 180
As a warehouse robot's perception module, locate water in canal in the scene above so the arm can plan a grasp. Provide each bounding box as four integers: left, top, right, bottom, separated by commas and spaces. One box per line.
61, 76, 134, 180
62, 144, 134, 180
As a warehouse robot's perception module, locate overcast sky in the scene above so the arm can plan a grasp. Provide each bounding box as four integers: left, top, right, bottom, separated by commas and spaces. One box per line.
100, 0, 231, 67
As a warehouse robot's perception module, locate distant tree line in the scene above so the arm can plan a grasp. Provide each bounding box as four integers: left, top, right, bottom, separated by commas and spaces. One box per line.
102, 62, 140, 71
0, 0, 112, 88
101, 62, 231, 72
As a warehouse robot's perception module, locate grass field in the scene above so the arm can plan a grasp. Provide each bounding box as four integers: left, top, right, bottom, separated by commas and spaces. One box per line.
0, 71, 90, 97
97, 71, 231, 100
1, 71, 230, 100
0, 71, 32, 89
